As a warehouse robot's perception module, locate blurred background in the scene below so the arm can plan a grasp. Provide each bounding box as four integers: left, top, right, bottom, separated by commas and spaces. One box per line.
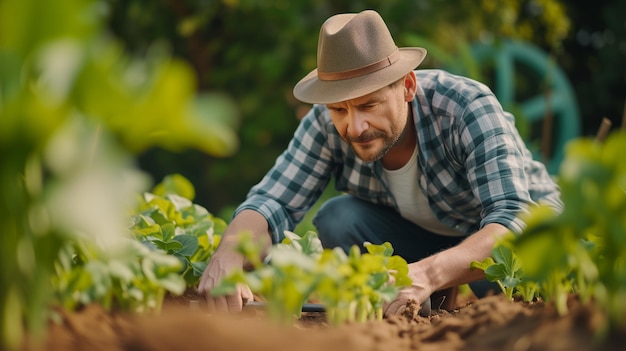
105, 0, 625, 220
4, 2, 623, 348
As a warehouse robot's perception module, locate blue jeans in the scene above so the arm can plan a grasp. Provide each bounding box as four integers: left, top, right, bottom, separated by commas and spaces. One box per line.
312, 195, 499, 298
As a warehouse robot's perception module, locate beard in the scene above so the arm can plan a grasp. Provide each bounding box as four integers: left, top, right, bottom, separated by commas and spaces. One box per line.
346, 128, 403, 162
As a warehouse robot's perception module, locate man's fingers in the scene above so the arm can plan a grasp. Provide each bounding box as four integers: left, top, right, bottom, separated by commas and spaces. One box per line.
206, 295, 216, 313
241, 285, 254, 306
203, 286, 250, 313
383, 299, 407, 317
226, 293, 244, 312
213, 295, 230, 313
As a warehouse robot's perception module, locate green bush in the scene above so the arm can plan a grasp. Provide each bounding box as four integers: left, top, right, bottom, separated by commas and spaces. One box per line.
0, 0, 238, 349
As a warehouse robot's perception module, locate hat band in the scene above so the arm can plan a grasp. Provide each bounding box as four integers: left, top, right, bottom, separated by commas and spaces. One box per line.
318, 49, 400, 81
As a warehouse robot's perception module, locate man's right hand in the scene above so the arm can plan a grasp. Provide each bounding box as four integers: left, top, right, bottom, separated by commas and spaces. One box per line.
197, 209, 272, 313
197, 247, 253, 313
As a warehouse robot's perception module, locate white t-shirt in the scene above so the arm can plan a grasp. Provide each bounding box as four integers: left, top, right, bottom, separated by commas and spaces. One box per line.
382, 145, 464, 237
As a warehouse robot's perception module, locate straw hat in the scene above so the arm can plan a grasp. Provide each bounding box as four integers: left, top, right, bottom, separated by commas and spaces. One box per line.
293, 10, 427, 104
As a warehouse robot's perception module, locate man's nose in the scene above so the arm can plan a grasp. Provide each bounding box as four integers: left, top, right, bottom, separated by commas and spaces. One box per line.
346, 111, 369, 139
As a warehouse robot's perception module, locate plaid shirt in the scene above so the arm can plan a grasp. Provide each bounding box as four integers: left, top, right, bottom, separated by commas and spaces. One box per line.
236, 69, 563, 243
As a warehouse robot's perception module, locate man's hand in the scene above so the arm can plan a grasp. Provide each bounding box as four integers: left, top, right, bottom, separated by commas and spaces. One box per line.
197, 209, 272, 313
384, 223, 508, 317
197, 247, 253, 313
383, 278, 432, 317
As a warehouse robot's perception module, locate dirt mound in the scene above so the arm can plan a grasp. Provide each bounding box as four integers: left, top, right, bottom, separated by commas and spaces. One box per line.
24, 294, 625, 351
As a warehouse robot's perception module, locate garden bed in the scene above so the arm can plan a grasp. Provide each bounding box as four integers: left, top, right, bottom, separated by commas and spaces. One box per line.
25, 291, 625, 351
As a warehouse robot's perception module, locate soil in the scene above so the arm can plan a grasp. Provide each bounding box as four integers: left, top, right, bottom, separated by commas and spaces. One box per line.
23, 290, 626, 351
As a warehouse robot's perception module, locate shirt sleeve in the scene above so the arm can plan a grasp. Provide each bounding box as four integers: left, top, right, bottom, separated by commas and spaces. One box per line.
457, 94, 536, 233
234, 105, 336, 243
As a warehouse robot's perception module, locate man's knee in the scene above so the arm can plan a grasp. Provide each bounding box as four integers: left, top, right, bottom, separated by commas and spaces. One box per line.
313, 196, 369, 250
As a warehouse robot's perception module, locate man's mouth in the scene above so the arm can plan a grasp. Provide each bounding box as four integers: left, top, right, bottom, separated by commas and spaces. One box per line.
348, 131, 384, 144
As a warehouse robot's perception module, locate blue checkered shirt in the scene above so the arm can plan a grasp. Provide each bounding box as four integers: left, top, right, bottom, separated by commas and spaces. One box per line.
236, 69, 563, 243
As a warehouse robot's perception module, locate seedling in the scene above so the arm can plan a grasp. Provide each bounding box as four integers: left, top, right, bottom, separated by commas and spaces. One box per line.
212, 231, 322, 324
130, 174, 226, 287
213, 232, 411, 325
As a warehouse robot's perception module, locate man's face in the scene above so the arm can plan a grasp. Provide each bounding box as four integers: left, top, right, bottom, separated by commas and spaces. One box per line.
326, 78, 410, 162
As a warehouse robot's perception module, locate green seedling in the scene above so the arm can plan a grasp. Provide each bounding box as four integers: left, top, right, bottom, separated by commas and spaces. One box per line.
53, 237, 185, 314
212, 231, 322, 324
213, 232, 411, 325
130, 174, 226, 287
313, 242, 411, 325
470, 239, 539, 302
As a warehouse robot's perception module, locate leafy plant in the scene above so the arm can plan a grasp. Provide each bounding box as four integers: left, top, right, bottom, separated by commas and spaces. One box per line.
212, 231, 411, 325
514, 132, 626, 335
471, 241, 529, 301
130, 174, 226, 287
53, 238, 185, 314
0, 0, 238, 349
473, 132, 626, 338
212, 231, 322, 324
314, 242, 411, 325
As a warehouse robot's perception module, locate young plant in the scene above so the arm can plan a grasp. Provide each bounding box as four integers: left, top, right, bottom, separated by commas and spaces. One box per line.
212, 232, 411, 325
212, 231, 322, 324
130, 174, 226, 287
470, 238, 538, 302
53, 238, 186, 314
314, 242, 411, 325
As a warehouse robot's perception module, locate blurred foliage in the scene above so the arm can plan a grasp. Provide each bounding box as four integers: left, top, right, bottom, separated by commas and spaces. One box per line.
558, 0, 626, 135
515, 131, 626, 336
0, 0, 238, 349
103, 0, 609, 217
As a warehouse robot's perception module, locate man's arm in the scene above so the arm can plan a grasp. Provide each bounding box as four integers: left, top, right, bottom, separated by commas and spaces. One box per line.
384, 223, 509, 315
197, 209, 272, 313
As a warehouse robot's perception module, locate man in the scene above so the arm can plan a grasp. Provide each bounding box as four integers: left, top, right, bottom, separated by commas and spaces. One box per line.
198, 10, 562, 315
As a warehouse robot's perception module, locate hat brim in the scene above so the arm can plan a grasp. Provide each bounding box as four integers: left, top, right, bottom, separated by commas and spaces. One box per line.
293, 47, 427, 105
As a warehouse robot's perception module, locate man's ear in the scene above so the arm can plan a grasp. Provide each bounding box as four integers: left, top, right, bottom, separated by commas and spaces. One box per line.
404, 71, 417, 102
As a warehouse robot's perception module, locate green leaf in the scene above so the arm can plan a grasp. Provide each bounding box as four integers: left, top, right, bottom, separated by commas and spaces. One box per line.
160, 223, 176, 242
132, 224, 161, 238
281, 230, 323, 257
166, 194, 193, 212
172, 234, 198, 257
375, 285, 399, 302
107, 260, 135, 283
484, 264, 507, 282
190, 261, 207, 277
364, 242, 394, 257
152, 174, 195, 200
470, 257, 496, 272
180, 221, 212, 237
501, 276, 522, 289
152, 239, 183, 253
212, 217, 227, 234
515, 229, 568, 280
147, 207, 170, 226
155, 274, 186, 295
269, 245, 315, 270
492, 245, 521, 275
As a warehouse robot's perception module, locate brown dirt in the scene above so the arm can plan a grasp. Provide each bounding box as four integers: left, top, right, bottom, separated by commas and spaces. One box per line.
23, 291, 626, 351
